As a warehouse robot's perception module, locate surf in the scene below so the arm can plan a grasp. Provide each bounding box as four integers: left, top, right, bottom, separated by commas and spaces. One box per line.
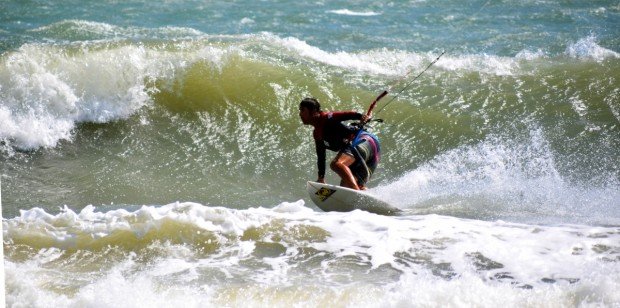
3, 202, 620, 306
2, 31, 618, 151
2, 1, 620, 306
1, 32, 618, 216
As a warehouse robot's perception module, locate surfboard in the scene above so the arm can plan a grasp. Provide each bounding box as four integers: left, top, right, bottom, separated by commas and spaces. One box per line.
306, 181, 401, 215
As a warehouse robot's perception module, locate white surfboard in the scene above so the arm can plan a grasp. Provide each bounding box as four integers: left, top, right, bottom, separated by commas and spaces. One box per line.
306, 181, 401, 215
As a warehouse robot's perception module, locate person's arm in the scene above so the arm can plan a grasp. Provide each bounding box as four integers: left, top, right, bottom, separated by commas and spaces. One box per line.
328, 111, 362, 122
315, 139, 326, 183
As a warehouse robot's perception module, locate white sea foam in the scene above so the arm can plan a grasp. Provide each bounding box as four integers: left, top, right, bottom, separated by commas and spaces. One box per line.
0, 40, 238, 150
374, 129, 620, 226
3, 201, 620, 307
240, 17, 255, 25
565, 35, 620, 61
269, 35, 618, 79
436, 53, 519, 76
327, 9, 381, 16
515, 49, 546, 60
271, 36, 396, 75
0, 44, 152, 149
266, 34, 530, 77
265, 34, 448, 78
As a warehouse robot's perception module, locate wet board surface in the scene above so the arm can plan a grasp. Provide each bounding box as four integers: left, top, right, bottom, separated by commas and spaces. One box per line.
306, 181, 401, 215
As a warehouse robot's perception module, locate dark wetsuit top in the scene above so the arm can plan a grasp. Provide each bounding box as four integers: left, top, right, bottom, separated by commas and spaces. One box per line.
312, 111, 362, 179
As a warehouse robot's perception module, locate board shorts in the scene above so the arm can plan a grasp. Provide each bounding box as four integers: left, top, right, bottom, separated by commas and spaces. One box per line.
342, 132, 380, 186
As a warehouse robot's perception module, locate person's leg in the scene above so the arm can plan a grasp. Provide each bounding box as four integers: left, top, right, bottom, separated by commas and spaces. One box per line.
330, 152, 360, 190
351, 140, 373, 190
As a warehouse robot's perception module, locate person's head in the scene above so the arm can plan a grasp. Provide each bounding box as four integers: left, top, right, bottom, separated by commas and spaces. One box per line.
300, 97, 321, 112
299, 97, 321, 125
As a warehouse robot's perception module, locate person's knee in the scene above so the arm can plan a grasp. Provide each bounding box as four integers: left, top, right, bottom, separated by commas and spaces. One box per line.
330, 160, 344, 172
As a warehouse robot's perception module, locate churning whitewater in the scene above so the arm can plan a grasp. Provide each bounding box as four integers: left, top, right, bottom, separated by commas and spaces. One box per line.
1, 0, 619, 307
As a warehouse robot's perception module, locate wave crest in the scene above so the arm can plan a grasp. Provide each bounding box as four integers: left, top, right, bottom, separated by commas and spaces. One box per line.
327, 9, 381, 16
30, 19, 204, 41
565, 35, 619, 61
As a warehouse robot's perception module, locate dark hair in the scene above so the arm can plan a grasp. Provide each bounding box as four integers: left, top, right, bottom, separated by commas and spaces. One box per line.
300, 97, 321, 112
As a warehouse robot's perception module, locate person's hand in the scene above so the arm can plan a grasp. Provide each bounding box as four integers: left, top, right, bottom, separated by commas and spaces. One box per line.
361, 113, 372, 125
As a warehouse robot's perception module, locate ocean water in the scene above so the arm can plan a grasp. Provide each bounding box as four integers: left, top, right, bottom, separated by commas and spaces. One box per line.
1, 0, 619, 307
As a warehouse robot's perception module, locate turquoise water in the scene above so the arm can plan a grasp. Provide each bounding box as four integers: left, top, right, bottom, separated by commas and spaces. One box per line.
1, 1, 620, 307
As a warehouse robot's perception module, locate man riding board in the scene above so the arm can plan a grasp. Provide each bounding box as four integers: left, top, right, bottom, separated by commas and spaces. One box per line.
299, 97, 381, 190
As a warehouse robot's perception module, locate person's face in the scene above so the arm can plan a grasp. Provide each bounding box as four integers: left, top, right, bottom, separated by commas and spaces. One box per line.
299, 106, 314, 125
